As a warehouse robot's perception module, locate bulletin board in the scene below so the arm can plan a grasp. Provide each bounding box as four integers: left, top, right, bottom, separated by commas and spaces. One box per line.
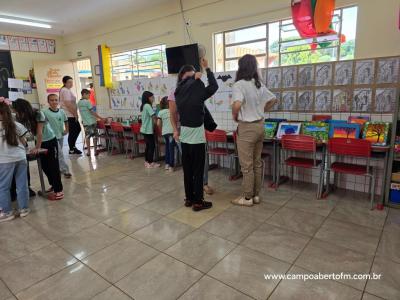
0, 51, 14, 98
0, 35, 55, 54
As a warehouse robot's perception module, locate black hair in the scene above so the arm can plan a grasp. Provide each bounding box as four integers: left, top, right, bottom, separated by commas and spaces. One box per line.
235, 54, 261, 89
12, 98, 38, 135
81, 89, 90, 96
0, 102, 18, 146
140, 91, 154, 112
159, 96, 169, 110
62, 76, 73, 85
47, 93, 58, 102
177, 65, 196, 84
89, 83, 94, 88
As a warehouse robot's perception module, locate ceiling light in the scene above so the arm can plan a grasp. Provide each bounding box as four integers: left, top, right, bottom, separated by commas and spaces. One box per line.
0, 17, 51, 29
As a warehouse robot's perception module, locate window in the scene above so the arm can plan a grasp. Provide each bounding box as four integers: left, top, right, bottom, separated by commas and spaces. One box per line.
214, 6, 357, 71
111, 45, 167, 81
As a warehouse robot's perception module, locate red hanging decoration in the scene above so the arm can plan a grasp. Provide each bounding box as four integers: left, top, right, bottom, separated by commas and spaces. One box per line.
291, 0, 318, 38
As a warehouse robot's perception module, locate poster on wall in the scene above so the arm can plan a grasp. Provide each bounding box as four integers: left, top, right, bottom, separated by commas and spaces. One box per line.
332, 89, 351, 112
271, 91, 281, 111
37, 39, 48, 53
314, 89, 332, 112
18, 37, 30, 52
298, 65, 314, 87
159, 76, 177, 98
375, 88, 396, 113
315, 63, 332, 86
354, 60, 374, 85
110, 80, 135, 110
334, 61, 353, 85
215, 71, 236, 93
213, 92, 233, 112
377, 57, 399, 84
282, 66, 297, 88
8, 36, 20, 51
352, 88, 372, 112
297, 90, 313, 111
46, 40, 56, 54
27, 38, 39, 52
267, 68, 281, 89
282, 91, 296, 111
0, 35, 9, 50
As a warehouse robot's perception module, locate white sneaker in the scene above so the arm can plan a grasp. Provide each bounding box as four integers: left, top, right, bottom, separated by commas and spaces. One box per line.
253, 196, 261, 204
0, 211, 15, 223
165, 164, 170, 170
19, 208, 30, 218
231, 197, 253, 207
150, 163, 161, 168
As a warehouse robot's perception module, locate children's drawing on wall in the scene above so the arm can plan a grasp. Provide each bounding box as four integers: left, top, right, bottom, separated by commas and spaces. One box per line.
282, 91, 296, 111
375, 88, 396, 113
111, 81, 132, 96
271, 92, 281, 111
213, 92, 233, 112
110, 80, 135, 110
315, 63, 332, 86
298, 65, 314, 87
134, 79, 145, 94
377, 57, 399, 84
267, 68, 281, 89
205, 97, 215, 112
282, 67, 297, 88
315, 89, 332, 112
215, 71, 236, 93
297, 90, 313, 112
352, 88, 372, 112
334, 61, 353, 85
159, 76, 177, 97
355, 60, 374, 85
332, 89, 351, 112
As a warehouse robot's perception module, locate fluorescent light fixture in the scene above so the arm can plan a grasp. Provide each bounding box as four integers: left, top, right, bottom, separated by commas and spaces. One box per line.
0, 17, 51, 29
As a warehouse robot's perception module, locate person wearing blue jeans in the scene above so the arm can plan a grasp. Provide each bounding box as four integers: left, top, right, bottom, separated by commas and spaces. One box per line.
164, 134, 175, 169
0, 100, 30, 222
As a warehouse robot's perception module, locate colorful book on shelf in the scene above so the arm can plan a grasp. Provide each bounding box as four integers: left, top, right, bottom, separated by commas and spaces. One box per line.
362, 122, 390, 146
329, 123, 361, 139
276, 122, 302, 139
302, 122, 329, 142
264, 122, 278, 139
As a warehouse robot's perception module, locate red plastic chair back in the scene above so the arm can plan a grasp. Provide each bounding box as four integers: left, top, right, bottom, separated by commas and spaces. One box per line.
206, 129, 227, 143
110, 122, 124, 133
131, 123, 141, 134
97, 120, 106, 129
328, 138, 371, 158
312, 115, 332, 121
281, 134, 316, 153
154, 125, 162, 137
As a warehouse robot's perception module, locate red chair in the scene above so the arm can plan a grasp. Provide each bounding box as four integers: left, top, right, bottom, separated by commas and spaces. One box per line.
206, 130, 234, 169
130, 123, 146, 158
97, 120, 111, 153
324, 138, 375, 208
278, 134, 324, 198
312, 115, 332, 121
110, 122, 131, 156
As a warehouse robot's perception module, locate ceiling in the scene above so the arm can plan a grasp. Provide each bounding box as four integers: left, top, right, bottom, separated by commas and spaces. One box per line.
0, 0, 173, 36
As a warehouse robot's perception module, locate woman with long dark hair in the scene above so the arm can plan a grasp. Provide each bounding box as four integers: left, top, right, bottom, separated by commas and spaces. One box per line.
13, 99, 64, 200
140, 91, 160, 168
59, 76, 82, 154
174, 58, 218, 211
231, 54, 277, 206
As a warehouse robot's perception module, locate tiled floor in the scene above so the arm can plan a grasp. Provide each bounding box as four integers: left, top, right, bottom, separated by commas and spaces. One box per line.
1, 148, 400, 300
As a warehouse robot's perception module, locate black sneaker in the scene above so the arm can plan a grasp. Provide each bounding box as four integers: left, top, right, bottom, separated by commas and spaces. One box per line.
29, 188, 36, 198
69, 148, 82, 155
192, 201, 213, 212
184, 199, 192, 207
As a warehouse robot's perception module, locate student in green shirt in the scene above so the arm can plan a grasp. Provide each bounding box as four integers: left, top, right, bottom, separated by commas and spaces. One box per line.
140, 91, 160, 168
77, 89, 104, 157
43, 94, 71, 178
157, 96, 175, 171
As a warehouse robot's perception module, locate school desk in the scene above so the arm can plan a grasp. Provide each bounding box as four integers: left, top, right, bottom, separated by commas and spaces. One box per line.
26, 148, 48, 198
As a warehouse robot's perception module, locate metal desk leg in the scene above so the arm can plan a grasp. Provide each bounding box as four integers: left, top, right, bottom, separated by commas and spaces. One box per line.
377, 151, 389, 210
36, 157, 47, 198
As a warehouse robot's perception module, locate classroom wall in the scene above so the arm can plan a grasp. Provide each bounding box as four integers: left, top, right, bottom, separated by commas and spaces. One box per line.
0, 31, 66, 104
62, 0, 400, 108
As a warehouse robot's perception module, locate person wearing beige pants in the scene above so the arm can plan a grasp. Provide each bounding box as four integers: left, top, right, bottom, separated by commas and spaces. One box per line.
231, 54, 277, 206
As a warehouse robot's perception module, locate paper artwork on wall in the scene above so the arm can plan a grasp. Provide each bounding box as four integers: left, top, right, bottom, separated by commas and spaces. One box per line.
215, 71, 236, 92
297, 90, 313, 111
271, 91, 281, 111
110, 80, 135, 110
159, 76, 177, 97
314, 89, 332, 112
276, 122, 302, 139
362, 122, 390, 146
8, 36, 20, 51
282, 66, 297, 88
377, 57, 399, 84
355, 60, 374, 85
315, 63, 332, 86
264, 122, 278, 139
267, 68, 281, 89
329, 123, 361, 139
302, 122, 329, 142
282, 91, 296, 111
298, 65, 314, 87
37, 39, 48, 53
375, 88, 396, 113
213, 91, 233, 112
334, 61, 353, 85
332, 89, 351, 112
352, 88, 372, 112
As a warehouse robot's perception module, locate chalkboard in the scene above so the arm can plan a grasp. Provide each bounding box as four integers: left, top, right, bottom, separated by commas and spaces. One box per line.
0, 51, 14, 97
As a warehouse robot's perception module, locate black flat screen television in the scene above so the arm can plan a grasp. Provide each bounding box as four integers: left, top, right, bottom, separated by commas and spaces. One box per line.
166, 44, 200, 74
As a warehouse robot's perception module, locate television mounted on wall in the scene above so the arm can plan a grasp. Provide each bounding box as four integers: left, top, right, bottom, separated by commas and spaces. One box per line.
166, 43, 200, 74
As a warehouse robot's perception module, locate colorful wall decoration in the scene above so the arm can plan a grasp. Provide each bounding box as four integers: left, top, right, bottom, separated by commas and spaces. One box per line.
362, 122, 390, 146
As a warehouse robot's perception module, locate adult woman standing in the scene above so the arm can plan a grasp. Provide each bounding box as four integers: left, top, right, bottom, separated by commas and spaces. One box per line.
231, 54, 277, 206
59, 76, 82, 154
174, 59, 218, 211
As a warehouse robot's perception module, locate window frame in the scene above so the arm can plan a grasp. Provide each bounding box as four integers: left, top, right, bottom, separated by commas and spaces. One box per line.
214, 6, 356, 71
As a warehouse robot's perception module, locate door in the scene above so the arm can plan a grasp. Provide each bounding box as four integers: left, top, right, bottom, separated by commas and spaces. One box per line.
33, 60, 79, 107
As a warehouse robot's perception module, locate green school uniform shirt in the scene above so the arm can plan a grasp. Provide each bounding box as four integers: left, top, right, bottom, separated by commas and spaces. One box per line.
36, 111, 56, 142
140, 103, 155, 134
180, 125, 206, 144
43, 108, 67, 139
157, 109, 173, 136
78, 99, 96, 126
